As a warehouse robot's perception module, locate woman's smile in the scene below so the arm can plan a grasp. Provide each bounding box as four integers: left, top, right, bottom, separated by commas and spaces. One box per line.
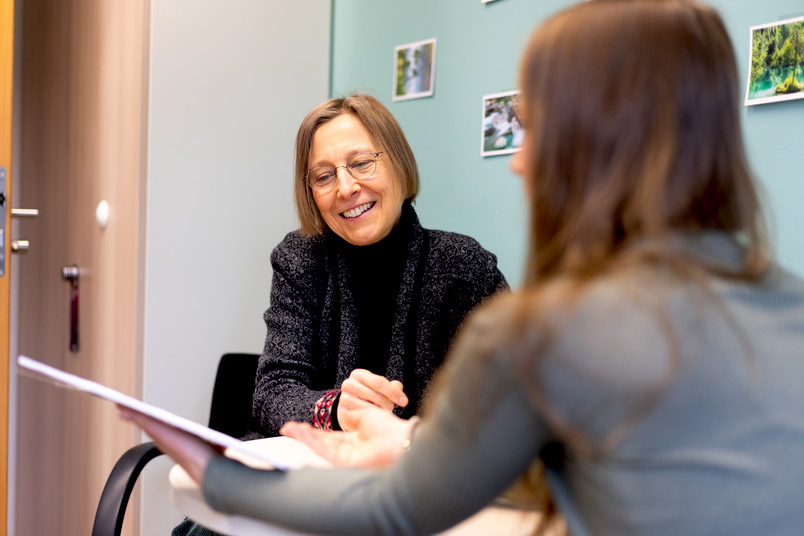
342, 201, 376, 219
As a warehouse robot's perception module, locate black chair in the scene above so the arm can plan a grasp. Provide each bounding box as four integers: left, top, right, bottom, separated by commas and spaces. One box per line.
91, 352, 260, 536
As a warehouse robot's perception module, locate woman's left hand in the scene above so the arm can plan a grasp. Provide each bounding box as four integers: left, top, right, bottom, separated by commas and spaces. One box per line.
281, 405, 416, 469
118, 406, 220, 484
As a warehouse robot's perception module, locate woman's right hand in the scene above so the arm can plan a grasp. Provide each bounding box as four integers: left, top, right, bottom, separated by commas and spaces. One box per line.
281, 406, 417, 469
337, 368, 408, 431
118, 406, 220, 485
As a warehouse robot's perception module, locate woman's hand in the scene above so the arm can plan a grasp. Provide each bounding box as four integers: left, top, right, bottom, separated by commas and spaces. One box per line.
281, 406, 417, 469
118, 406, 220, 484
337, 369, 408, 431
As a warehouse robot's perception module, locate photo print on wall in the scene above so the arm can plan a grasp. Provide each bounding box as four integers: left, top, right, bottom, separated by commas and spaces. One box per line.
481, 90, 524, 157
745, 15, 804, 106
393, 38, 437, 101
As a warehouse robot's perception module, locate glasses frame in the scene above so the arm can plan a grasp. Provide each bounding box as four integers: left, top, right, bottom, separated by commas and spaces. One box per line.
305, 151, 384, 193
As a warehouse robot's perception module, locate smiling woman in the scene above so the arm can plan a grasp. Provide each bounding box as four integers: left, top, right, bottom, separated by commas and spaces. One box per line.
174, 93, 508, 536
243, 93, 507, 439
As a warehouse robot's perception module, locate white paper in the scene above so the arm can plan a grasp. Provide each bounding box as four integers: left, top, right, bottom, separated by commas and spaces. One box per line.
17, 355, 300, 470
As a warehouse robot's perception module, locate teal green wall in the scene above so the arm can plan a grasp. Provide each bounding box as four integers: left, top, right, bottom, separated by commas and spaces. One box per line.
331, 0, 804, 286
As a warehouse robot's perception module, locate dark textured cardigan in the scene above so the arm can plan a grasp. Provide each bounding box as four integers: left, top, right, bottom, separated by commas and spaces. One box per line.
250, 205, 508, 437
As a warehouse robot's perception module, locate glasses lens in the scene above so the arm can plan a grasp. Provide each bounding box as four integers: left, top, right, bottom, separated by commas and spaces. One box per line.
307, 167, 336, 191
347, 153, 377, 179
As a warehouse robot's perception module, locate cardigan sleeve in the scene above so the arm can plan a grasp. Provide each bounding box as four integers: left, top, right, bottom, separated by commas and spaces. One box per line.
250, 233, 337, 437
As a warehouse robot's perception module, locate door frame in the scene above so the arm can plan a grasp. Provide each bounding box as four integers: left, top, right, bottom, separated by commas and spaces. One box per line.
1, 0, 15, 533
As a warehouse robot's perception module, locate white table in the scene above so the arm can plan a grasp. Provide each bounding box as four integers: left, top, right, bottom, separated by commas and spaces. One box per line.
169, 437, 543, 536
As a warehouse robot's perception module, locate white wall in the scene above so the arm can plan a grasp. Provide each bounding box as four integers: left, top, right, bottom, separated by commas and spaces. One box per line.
142, 1, 331, 532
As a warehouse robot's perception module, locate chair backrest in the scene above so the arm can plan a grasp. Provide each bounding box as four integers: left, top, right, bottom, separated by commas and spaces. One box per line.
92, 352, 261, 536
207, 352, 260, 438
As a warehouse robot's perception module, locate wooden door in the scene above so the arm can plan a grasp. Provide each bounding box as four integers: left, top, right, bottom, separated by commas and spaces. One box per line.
15, 1, 149, 534
1, 0, 14, 533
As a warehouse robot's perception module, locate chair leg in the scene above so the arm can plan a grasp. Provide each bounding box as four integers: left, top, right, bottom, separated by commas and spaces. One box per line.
92, 442, 163, 536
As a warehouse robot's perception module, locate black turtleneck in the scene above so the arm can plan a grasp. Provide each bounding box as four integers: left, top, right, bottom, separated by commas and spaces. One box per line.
337, 203, 413, 376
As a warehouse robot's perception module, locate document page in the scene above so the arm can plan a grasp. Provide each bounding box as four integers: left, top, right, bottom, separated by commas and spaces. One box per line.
17, 355, 302, 470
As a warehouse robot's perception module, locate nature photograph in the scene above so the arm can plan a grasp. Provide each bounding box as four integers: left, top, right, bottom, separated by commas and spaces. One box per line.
746, 15, 804, 105
393, 38, 436, 101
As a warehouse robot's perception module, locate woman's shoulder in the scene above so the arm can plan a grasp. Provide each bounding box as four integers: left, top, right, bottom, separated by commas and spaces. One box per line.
464, 269, 665, 345
422, 229, 500, 273
270, 230, 329, 274
425, 229, 489, 253
450, 272, 671, 394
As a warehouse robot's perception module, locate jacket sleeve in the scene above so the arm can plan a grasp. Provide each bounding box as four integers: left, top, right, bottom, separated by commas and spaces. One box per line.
438, 232, 509, 306
441, 243, 509, 349
429, 233, 510, 340
203, 295, 548, 536
486, 250, 509, 297
250, 234, 336, 437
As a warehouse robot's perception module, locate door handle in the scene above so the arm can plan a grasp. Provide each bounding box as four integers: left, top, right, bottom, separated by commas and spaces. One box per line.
11, 208, 39, 217
11, 239, 29, 253
62, 264, 80, 352
62, 265, 79, 281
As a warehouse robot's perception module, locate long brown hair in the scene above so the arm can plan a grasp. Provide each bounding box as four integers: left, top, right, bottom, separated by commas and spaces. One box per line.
293, 94, 419, 235
505, 2, 769, 532
518, 0, 768, 286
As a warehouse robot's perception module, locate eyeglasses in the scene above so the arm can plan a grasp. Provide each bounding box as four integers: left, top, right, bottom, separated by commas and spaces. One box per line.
305, 152, 384, 193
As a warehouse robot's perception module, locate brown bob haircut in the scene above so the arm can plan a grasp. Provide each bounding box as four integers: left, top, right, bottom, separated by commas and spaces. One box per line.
293, 94, 420, 235
518, 0, 768, 285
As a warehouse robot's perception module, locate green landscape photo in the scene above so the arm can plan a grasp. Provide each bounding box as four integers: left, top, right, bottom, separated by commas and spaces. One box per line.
746, 16, 804, 105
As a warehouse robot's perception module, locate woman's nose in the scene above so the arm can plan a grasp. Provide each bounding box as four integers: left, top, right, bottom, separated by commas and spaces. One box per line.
334, 167, 360, 198
510, 147, 525, 178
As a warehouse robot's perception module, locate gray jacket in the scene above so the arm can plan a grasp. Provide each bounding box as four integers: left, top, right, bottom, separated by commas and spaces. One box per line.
207, 232, 804, 536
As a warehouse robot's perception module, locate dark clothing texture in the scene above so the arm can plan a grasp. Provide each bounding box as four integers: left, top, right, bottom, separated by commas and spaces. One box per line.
250, 203, 508, 437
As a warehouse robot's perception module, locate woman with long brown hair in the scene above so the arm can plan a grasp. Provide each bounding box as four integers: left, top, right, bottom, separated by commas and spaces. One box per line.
121, 1, 804, 534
